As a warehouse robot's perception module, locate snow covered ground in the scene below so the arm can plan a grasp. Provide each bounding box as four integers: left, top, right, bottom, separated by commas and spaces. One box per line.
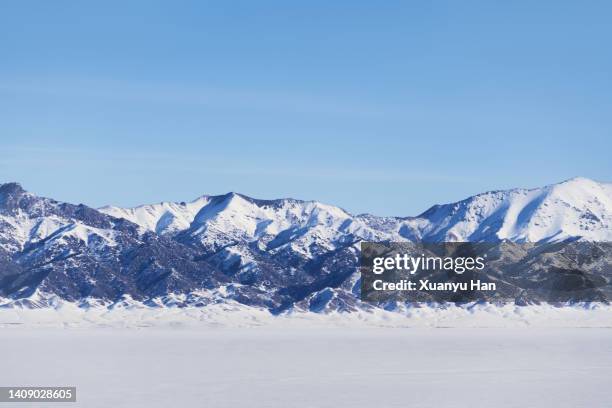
1, 326, 610, 408
1, 302, 612, 328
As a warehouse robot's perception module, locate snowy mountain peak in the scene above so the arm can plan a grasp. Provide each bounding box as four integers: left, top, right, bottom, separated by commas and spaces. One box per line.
183, 192, 356, 252
557, 176, 599, 185
0, 182, 29, 211
412, 177, 611, 242
99, 196, 211, 235
545, 176, 609, 200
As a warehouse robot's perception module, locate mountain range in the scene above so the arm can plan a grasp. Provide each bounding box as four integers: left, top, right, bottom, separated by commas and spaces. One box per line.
0, 177, 610, 311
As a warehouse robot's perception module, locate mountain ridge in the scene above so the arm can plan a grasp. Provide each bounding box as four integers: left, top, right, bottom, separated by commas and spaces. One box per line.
98, 176, 612, 243
1, 177, 611, 311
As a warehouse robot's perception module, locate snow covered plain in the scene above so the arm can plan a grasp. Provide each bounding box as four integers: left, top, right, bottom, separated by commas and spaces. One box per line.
1, 326, 610, 408
1, 306, 611, 408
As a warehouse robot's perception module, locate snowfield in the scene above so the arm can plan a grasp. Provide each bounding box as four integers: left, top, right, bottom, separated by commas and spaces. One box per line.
1, 302, 612, 328
1, 306, 611, 407
1, 326, 610, 408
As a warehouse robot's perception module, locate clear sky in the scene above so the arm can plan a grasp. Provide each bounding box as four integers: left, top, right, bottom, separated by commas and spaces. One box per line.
1, 1, 610, 216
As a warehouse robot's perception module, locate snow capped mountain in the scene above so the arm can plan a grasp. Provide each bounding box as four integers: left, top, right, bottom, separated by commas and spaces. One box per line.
0, 183, 226, 302
100, 196, 211, 236
412, 177, 612, 242
0, 182, 131, 254
1, 177, 611, 311
99, 177, 612, 246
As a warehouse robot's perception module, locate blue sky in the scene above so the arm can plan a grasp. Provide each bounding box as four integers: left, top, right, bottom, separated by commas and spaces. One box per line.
1, 1, 610, 216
